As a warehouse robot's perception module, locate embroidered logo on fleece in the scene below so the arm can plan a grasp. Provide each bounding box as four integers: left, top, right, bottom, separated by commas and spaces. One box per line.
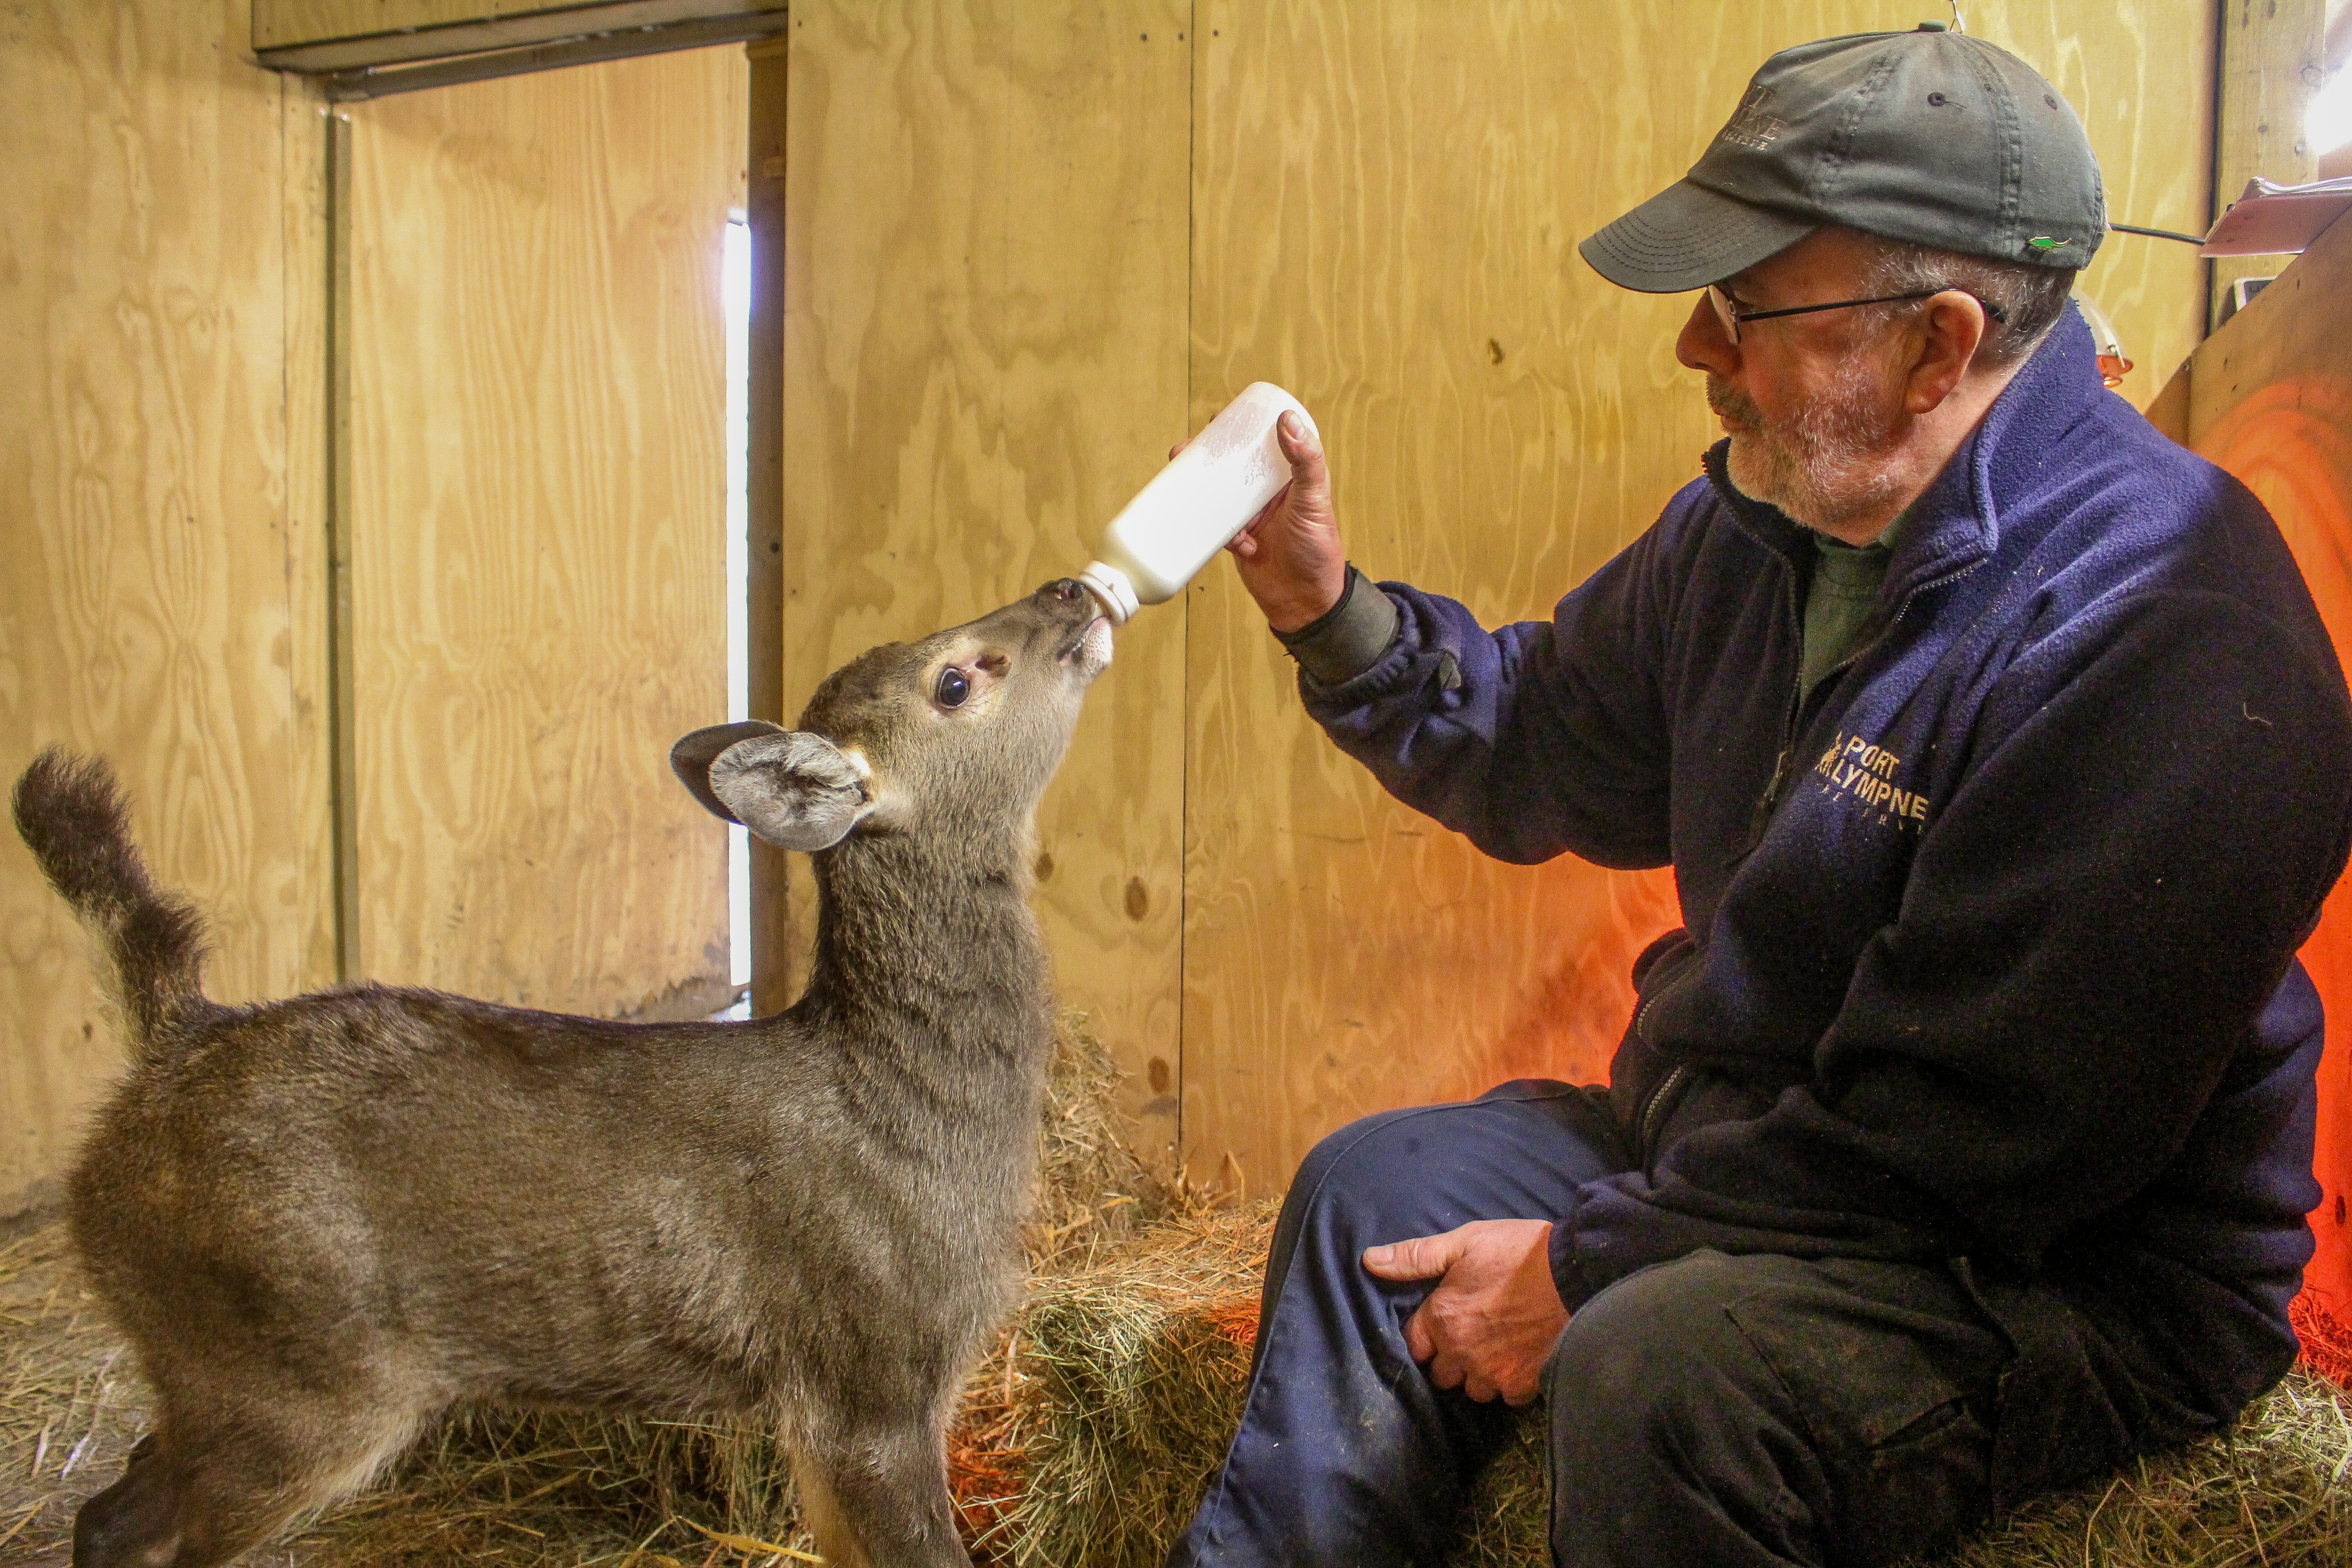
1813, 732, 1931, 829
1719, 87, 1788, 150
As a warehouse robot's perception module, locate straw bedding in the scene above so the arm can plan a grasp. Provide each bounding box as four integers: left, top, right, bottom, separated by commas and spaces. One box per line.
4, 1018, 2347, 1566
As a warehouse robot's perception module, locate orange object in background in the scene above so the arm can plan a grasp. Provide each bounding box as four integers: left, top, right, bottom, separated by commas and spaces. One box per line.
2198, 374, 2352, 1384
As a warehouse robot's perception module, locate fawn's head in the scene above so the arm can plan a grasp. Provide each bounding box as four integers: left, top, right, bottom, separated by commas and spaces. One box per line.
672, 579, 1112, 854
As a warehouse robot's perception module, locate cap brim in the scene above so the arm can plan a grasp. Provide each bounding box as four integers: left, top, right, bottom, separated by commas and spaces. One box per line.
1578, 180, 1818, 294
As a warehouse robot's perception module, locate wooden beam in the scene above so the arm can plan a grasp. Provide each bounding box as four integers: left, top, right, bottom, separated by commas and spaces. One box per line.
2210, 0, 2326, 331
314, 11, 784, 101
325, 110, 364, 983
2185, 210, 2352, 442
255, 0, 786, 73
746, 35, 789, 1018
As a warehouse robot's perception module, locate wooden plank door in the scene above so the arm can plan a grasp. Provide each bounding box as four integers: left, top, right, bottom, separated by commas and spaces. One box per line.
343, 46, 746, 1016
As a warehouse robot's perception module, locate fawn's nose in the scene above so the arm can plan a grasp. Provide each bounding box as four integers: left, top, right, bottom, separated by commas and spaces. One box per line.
1037, 578, 1101, 625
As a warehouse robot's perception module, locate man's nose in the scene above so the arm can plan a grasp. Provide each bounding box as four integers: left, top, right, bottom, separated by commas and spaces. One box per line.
1676, 293, 1738, 377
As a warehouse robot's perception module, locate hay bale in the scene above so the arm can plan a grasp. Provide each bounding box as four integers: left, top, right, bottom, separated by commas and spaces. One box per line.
1931, 1368, 2352, 1568
985, 1206, 1268, 1568
285, 1408, 802, 1566
1024, 1010, 1189, 1269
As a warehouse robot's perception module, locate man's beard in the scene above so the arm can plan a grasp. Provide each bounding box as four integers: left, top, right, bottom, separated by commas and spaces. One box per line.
1708, 360, 1906, 533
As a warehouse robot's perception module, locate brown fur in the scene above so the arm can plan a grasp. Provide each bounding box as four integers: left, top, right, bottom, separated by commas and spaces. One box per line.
13, 580, 1114, 1568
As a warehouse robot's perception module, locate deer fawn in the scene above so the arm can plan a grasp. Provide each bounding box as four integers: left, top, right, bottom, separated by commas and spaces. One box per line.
14, 579, 1114, 1568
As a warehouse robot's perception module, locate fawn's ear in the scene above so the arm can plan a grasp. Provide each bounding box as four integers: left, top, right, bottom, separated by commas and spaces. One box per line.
671, 722, 873, 851
671, 721, 786, 822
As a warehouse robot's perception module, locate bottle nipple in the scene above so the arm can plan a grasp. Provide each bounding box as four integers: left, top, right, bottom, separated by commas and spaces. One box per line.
1077, 562, 1140, 625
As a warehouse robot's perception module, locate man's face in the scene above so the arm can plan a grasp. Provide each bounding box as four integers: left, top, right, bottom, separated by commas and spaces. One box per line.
1676, 228, 1916, 536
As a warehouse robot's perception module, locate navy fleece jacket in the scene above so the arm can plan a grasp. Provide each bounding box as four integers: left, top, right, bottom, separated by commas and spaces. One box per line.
1301, 309, 2352, 1432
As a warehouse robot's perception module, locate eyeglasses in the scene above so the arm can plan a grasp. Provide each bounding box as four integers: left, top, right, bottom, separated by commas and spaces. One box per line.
1705, 284, 2007, 344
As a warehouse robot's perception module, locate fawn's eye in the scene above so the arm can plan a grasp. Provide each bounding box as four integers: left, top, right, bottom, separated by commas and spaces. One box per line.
936, 666, 971, 708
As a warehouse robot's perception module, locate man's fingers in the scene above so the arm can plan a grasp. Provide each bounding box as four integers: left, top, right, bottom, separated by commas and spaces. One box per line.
1402, 1303, 1436, 1364
1363, 1229, 1466, 1281
1252, 483, 1294, 531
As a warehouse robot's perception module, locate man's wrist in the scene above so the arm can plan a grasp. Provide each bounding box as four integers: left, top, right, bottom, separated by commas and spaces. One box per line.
1261, 568, 1350, 636
1273, 564, 1401, 686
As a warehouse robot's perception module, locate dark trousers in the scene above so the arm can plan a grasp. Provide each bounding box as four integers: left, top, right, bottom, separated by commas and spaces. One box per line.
1164, 1081, 2117, 1568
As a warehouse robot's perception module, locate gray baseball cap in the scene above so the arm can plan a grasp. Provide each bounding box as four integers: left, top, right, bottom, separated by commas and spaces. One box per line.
1580, 25, 2105, 294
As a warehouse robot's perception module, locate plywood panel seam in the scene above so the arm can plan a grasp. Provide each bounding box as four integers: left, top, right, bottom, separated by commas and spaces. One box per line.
1174, 0, 1199, 1167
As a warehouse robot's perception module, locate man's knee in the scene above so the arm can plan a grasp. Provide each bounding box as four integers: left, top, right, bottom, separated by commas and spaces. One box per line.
1546, 1250, 1791, 1435
1546, 1251, 2003, 1567
1281, 1104, 1470, 1246
1287, 1084, 1607, 1244
1544, 1253, 1834, 1563
1287, 1111, 1398, 1212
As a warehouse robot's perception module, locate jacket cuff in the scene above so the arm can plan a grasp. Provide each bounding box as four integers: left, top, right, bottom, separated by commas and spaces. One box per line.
1547, 1208, 1600, 1313
1274, 564, 1402, 687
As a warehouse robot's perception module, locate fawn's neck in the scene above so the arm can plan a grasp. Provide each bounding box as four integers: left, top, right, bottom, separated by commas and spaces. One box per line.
798, 826, 1050, 1062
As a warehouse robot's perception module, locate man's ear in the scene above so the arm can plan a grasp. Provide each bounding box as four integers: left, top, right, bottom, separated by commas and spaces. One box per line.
670, 722, 873, 850
1904, 289, 1990, 414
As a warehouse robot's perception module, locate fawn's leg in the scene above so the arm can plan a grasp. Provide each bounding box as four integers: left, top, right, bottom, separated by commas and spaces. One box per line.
72, 1434, 179, 1568
789, 1449, 874, 1568
75, 1389, 426, 1568
792, 1423, 969, 1568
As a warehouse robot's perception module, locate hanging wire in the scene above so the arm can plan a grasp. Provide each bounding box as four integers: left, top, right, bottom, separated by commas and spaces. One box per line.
1947, 1, 1967, 34
2108, 221, 2209, 245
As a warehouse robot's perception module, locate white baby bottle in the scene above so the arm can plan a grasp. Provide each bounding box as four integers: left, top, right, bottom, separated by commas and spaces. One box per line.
1077, 382, 1320, 624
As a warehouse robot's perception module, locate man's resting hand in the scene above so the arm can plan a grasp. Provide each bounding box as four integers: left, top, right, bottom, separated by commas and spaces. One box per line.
1362, 1219, 1567, 1406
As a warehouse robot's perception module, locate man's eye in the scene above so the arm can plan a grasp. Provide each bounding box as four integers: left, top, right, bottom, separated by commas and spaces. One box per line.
936, 667, 971, 708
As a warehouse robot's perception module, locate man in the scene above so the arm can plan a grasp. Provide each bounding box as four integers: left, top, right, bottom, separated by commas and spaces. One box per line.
1168, 27, 2352, 1568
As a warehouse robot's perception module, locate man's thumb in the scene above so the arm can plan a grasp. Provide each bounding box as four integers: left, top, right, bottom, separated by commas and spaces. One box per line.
1362, 1231, 1459, 1281
1276, 409, 1323, 468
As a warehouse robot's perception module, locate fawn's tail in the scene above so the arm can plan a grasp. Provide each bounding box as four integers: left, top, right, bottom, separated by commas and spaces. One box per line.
13, 748, 212, 1060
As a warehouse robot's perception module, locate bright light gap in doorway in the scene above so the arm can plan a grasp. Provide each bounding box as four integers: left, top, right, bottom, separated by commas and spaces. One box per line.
725, 215, 751, 993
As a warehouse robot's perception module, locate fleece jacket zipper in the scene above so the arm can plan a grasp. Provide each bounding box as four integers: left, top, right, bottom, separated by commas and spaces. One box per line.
1762, 553, 1991, 823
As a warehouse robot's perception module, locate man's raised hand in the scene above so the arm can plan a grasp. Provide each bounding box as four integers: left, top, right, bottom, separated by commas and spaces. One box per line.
1362, 1219, 1567, 1406
1174, 410, 1347, 632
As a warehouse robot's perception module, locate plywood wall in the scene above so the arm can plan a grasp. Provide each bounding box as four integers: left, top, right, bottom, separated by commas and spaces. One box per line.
776, 2, 1194, 1155
1178, 0, 2222, 1192
1973, 0, 2217, 398
0, 0, 336, 1216
344, 48, 746, 1015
